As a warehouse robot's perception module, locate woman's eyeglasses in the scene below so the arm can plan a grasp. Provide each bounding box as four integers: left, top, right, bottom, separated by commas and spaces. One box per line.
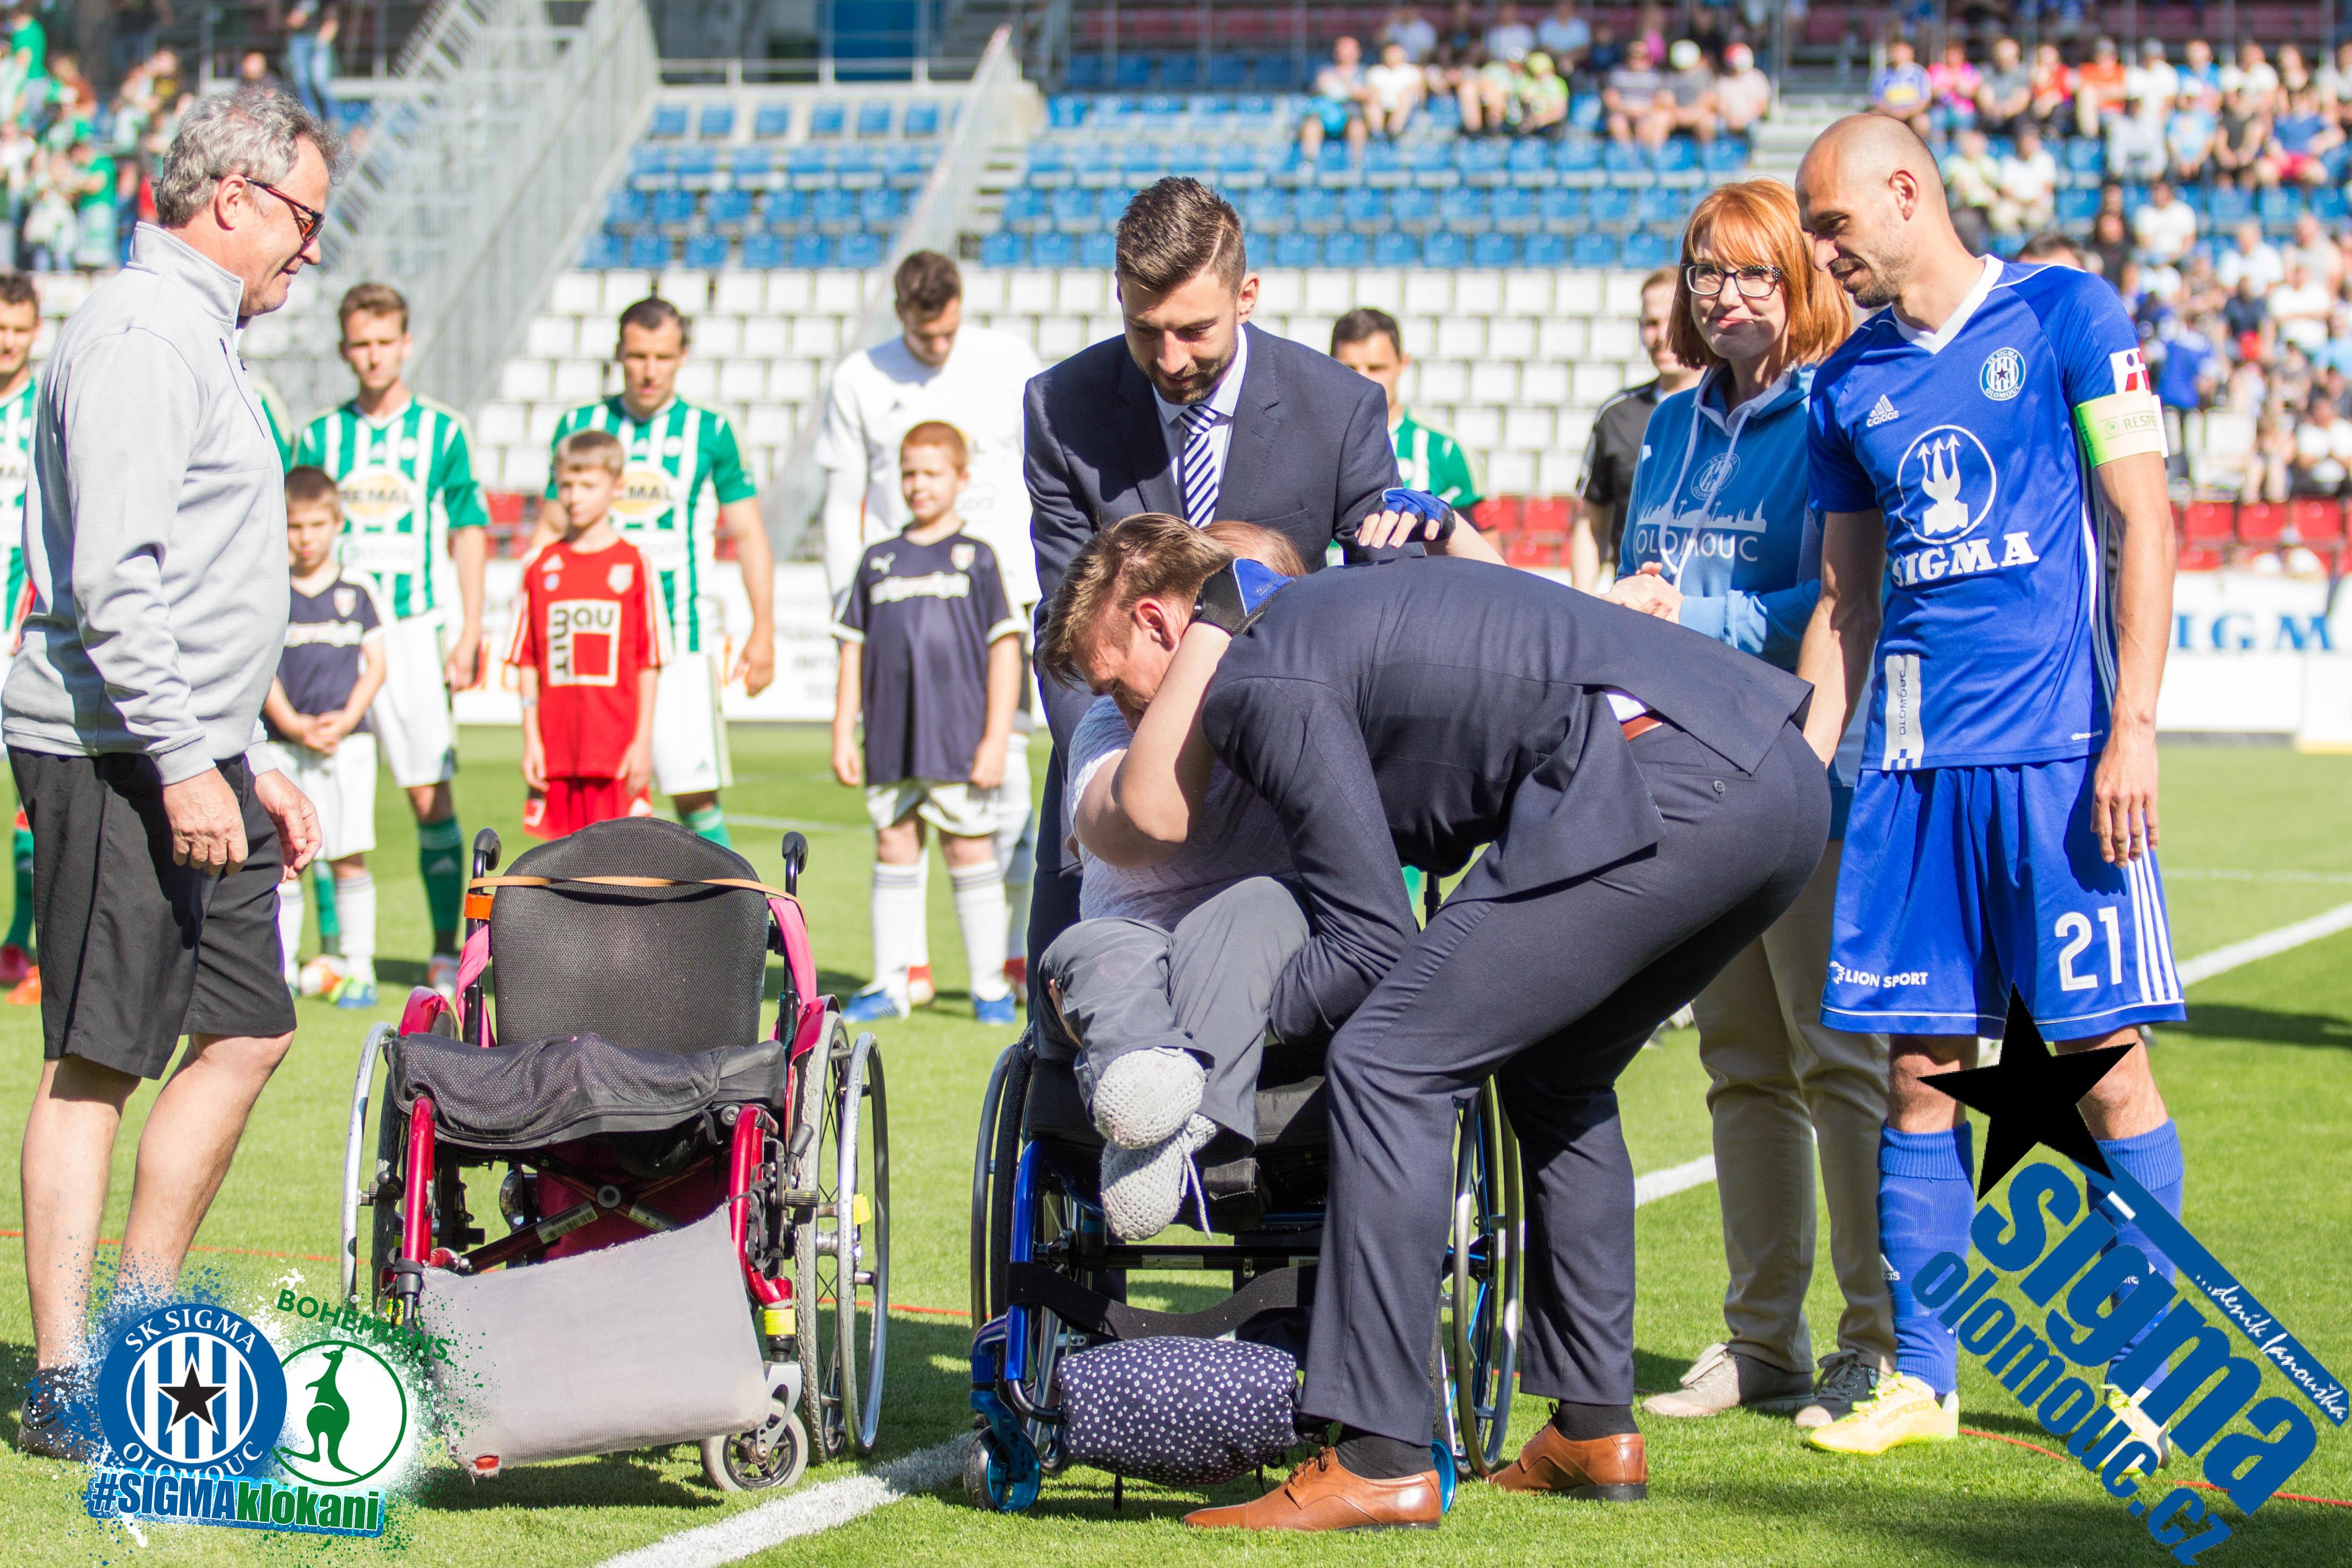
1686, 264, 1784, 300
246, 177, 325, 246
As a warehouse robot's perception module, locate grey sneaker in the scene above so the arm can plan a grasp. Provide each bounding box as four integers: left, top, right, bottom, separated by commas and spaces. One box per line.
15, 1369, 96, 1460
1794, 1350, 1885, 1430
1642, 1342, 1814, 1418
1100, 1114, 1216, 1240
1092, 1047, 1206, 1150
2101, 1381, 2175, 1471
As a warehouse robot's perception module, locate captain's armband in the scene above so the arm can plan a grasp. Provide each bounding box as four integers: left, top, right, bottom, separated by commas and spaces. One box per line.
2073, 389, 2167, 465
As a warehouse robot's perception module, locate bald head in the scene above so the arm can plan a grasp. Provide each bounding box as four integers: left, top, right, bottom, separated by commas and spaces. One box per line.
1796, 113, 1968, 311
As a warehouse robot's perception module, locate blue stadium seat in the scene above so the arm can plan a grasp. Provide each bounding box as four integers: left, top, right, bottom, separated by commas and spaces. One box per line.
2057, 187, 2100, 224
753, 102, 792, 139
1601, 141, 1648, 177
1079, 231, 1117, 268
627, 233, 671, 268
2313, 187, 2349, 223
1251, 53, 1297, 90
1114, 54, 1154, 89
885, 146, 934, 189
1208, 54, 1248, 89
834, 147, 883, 189
811, 189, 858, 234
706, 188, 754, 227
1553, 138, 1601, 179
807, 101, 846, 138
1635, 187, 1687, 228
1471, 233, 1518, 266
1241, 187, 1291, 234
1652, 138, 1698, 174
838, 232, 885, 268
740, 232, 785, 268
979, 230, 1023, 267
1703, 137, 1747, 175
1458, 138, 1510, 188
605, 188, 649, 226
1390, 187, 1439, 232
2258, 187, 2301, 230
1215, 143, 1267, 189
1340, 186, 1385, 227
1270, 148, 1317, 189
1569, 92, 1602, 133
648, 104, 689, 140
580, 230, 627, 269
1421, 231, 1468, 268
1051, 186, 1097, 232
1047, 94, 1089, 129
1120, 141, 1167, 183
1032, 232, 1078, 266
1294, 188, 1341, 233
763, 189, 808, 228
856, 101, 894, 138
650, 188, 697, 227
1538, 186, 1585, 227
1075, 143, 1120, 188
1621, 230, 1675, 269
1373, 230, 1418, 267
674, 147, 718, 185
1363, 141, 1408, 187
1570, 231, 1619, 266
1271, 231, 1317, 268
1160, 54, 1199, 90
1523, 232, 1568, 267
1505, 137, 1554, 186
1026, 143, 1071, 186
1588, 187, 1634, 228
789, 234, 832, 267
904, 100, 942, 137
2065, 139, 2104, 176
683, 232, 729, 269
1065, 55, 1105, 91
1425, 92, 1461, 130
1437, 187, 1490, 233
1324, 231, 1369, 267
1314, 142, 1360, 188
859, 188, 906, 231
1230, 94, 1280, 125
1492, 188, 1537, 233
698, 105, 735, 141
730, 146, 774, 181
1167, 142, 1212, 180
2209, 185, 2254, 225
786, 147, 833, 188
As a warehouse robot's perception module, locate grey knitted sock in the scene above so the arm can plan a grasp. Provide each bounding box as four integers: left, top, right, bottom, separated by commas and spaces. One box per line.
1090, 1046, 1206, 1149
1099, 1115, 1216, 1241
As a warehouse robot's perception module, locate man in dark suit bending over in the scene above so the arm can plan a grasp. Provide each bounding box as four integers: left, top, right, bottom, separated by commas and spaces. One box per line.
1036, 513, 1831, 1531
1023, 176, 1398, 985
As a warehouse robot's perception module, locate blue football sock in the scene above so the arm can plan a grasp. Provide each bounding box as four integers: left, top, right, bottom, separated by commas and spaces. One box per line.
2086, 1120, 2185, 1387
1880, 1122, 1976, 1400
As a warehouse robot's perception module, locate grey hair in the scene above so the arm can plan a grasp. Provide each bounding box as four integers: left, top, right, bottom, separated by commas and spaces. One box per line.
153, 86, 347, 229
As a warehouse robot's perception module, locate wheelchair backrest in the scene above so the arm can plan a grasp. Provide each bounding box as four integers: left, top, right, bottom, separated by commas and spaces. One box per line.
488, 818, 769, 1055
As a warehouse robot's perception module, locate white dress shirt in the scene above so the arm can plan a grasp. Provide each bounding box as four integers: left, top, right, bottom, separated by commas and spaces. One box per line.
1150, 326, 1251, 521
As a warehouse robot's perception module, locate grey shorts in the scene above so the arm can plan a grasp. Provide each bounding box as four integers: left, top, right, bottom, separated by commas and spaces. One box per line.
12, 748, 297, 1078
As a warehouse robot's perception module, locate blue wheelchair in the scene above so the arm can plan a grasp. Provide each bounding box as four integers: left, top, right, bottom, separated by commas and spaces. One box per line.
964, 890, 1524, 1511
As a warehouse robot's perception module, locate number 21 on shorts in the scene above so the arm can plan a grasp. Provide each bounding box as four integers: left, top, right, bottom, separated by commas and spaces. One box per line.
2054, 907, 2125, 993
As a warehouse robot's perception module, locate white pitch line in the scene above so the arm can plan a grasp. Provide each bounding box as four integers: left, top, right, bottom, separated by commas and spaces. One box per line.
592, 1437, 969, 1568
2174, 897, 2352, 987
1632, 1154, 1718, 1207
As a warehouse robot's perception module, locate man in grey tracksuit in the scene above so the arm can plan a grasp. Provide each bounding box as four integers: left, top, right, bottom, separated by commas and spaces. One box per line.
6, 86, 341, 1457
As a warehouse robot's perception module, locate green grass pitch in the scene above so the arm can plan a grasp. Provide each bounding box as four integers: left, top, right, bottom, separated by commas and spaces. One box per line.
1, 730, 2347, 1566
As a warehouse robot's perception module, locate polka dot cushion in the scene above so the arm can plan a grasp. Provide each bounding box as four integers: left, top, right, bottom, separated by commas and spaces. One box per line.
1057, 1335, 1301, 1486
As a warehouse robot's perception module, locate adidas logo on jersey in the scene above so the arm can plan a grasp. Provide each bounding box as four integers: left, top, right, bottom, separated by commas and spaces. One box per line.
1866, 395, 1900, 428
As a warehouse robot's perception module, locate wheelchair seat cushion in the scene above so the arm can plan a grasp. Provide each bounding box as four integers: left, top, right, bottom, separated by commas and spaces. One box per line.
1057, 1335, 1301, 1486
391, 1031, 791, 1151
490, 818, 772, 1056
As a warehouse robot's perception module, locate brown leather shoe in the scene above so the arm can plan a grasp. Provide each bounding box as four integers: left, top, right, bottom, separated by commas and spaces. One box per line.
1181, 1448, 1442, 1531
1490, 1426, 1647, 1500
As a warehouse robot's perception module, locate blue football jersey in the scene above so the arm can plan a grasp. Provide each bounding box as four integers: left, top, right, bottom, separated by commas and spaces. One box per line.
1807, 259, 2153, 770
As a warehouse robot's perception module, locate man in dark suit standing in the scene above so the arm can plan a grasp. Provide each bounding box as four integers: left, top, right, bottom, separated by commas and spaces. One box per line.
1023, 176, 1398, 981
1036, 515, 1831, 1531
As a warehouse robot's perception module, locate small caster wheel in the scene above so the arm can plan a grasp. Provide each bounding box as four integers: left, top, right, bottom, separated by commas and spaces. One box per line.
703, 1397, 810, 1492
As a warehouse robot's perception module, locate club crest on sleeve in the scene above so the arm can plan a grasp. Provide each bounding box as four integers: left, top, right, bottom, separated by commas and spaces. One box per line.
608, 562, 634, 594
952, 543, 976, 571
333, 587, 356, 617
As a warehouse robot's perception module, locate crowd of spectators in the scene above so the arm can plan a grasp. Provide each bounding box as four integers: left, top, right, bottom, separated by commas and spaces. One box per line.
1296, 1, 1774, 152
0, 9, 190, 275
1908, 30, 2352, 537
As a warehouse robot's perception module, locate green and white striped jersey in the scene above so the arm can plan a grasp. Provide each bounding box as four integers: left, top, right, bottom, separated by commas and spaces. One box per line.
295, 395, 488, 622
0, 375, 33, 628
545, 395, 756, 655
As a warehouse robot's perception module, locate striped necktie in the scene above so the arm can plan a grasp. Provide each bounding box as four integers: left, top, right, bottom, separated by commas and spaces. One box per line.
1179, 401, 1221, 526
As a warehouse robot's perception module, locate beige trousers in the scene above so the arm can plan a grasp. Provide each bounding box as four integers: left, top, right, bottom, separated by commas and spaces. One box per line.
1690, 839, 1897, 1376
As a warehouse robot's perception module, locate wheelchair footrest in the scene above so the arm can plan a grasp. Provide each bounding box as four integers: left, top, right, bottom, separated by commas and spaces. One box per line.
1010, 1261, 1315, 1342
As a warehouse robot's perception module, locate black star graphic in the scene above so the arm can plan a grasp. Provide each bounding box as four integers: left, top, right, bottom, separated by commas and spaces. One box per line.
158, 1359, 227, 1431
1926, 990, 2137, 1198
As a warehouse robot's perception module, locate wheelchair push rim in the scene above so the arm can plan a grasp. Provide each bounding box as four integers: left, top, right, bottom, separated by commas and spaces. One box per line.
797, 1022, 889, 1459
1444, 1082, 1523, 1477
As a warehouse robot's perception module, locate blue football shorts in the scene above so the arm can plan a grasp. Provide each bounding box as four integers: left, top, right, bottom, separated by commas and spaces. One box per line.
1823, 756, 2187, 1040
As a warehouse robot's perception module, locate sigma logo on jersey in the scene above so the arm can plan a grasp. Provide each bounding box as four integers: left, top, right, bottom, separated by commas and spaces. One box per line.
612, 463, 684, 524
547, 599, 621, 686
1979, 347, 2026, 401
336, 463, 423, 527
1691, 451, 1741, 501
2109, 347, 2150, 394
1902, 426, 1998, 540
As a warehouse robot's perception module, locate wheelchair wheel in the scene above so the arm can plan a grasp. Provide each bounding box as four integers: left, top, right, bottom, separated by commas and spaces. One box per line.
796, 1023, 889, 1460
341, 1024, 395, 1305
1443, 1083, 1523, 1477
969, 1039, 1028, 1326
701, 1392, 810, 1493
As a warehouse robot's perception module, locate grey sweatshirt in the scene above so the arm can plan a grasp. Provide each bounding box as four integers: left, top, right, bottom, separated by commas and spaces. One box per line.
3, 224, 290, 784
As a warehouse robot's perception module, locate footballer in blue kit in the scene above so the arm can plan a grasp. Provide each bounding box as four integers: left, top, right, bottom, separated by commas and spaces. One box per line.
1793, 116, 2187, 1461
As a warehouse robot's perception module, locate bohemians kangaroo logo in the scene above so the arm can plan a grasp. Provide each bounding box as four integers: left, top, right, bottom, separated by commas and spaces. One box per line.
276, 1340, 410, 1486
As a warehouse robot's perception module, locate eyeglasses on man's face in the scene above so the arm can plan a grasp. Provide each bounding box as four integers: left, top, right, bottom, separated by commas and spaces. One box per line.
244, 176, 325, 247
1686, 264, 1784, 300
